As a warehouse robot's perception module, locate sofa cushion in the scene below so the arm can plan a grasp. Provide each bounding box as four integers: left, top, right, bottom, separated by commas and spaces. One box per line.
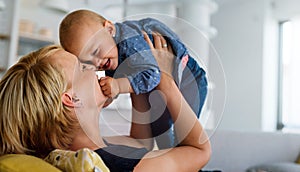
0, 154, 61, 172
246, 162, 300, 172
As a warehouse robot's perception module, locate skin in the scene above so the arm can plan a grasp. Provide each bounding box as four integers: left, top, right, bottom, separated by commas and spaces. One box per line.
67, 19, 119, 71
63, 18, 158, 148
66, 18, 131, 99
58, 33, 211, 171
49, 49, 107, 151
49, 47, 147, 151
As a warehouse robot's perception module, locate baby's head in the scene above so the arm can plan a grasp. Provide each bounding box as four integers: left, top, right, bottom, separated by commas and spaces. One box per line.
59, 9, 119, 71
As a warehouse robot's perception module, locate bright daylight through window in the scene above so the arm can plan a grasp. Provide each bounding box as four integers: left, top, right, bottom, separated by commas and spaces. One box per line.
279, 18, 300, 132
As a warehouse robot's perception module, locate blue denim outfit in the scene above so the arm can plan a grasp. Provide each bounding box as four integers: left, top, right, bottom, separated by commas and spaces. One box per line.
106, 18, 208, 149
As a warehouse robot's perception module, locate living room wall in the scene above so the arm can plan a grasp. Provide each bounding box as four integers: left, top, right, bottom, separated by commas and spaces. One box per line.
211, 0, 300, 132
17, 0, 300, 133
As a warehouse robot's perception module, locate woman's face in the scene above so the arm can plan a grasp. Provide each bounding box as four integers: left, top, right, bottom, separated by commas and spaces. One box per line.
51, 49, 108, 110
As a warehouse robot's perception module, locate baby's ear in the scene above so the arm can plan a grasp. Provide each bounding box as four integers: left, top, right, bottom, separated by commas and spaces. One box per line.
104, 20, 116, 36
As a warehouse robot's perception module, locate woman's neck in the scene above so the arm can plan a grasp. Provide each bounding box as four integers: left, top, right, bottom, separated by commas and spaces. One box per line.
69, 129, 106, 151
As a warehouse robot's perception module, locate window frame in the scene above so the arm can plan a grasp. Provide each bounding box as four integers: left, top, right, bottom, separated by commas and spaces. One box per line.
277, 19, 300, 131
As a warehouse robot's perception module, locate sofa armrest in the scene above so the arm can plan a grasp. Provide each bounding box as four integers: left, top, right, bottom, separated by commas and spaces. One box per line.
203, 129, 300, 172
0, 154, 61, 172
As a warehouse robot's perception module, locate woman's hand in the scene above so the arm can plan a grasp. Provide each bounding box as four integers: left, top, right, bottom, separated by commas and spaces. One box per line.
143, 32, 175, 78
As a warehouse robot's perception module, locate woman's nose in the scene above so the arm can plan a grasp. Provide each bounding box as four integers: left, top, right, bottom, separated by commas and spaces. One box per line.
94, 58, 102, 69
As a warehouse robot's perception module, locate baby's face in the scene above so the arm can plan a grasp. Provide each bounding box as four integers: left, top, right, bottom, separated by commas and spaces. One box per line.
68, 20, 119, 71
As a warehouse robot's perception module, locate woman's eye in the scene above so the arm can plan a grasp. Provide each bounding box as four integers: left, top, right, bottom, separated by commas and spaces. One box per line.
81, 64, 96, 71
81, 64, 87, 71
92, 48, 99, 56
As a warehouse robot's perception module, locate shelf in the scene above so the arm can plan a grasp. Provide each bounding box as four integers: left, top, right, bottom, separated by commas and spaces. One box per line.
0, 34, 9, 40
0, 67, 6, 72
19, 32, 54, 45
17, 32, 55, 57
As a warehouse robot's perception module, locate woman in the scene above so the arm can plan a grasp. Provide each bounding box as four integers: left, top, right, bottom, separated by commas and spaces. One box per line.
0, 34, 211, 172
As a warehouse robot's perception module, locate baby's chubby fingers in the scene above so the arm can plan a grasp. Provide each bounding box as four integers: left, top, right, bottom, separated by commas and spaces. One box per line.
99, 76, 120, 98
99, 76, 110, 86
99, 77, 110, 96
101, 85, 112, 97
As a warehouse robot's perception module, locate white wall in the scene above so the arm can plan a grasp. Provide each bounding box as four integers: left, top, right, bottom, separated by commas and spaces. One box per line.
20, 0, 300, 132
211, 0, 300, 132
211, 0, 271, 131
209, 0, 300, 131
17, 0, 219, 134
18, 0, 271, 132
19, 0, 125, 42
272, 0, 300, 21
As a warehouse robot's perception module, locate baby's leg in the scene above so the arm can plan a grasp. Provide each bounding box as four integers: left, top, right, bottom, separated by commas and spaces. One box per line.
149, 91, 175, 149
150, 56, 208, 149
179, 56, 208, 118
150, 112, 174, 148
150, 56, 207, 149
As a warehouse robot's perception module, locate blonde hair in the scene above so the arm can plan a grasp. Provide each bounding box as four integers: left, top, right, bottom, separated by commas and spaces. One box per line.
0, 45, 78, 158
59, 9, 107, 51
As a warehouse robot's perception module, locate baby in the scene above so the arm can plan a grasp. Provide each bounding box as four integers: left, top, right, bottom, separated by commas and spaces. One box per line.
59, 9, 208, 149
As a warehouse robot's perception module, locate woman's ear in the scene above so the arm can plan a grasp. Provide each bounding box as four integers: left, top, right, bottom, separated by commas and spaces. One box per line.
103, 20, 116, 37
62, 93, 83, 108
62, 93, 75, 107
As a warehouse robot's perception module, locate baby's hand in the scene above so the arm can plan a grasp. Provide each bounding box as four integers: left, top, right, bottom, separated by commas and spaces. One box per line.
99, 76, 120, 98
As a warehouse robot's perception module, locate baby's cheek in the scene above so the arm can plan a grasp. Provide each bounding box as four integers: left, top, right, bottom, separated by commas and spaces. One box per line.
112, 58, 119, 70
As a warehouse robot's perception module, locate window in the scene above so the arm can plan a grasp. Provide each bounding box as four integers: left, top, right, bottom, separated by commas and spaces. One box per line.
278, 18, 300, 131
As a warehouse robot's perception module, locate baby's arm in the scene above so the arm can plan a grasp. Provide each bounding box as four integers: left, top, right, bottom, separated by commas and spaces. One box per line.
99, 76, 134, 98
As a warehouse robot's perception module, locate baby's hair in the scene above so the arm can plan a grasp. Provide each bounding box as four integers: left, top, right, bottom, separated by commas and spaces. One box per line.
59, 9, 107, 50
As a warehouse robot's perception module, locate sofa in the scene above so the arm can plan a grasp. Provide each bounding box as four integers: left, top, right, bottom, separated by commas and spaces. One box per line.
0, 148, 109, 172
1, 129, 300, 172
202, 129, 300, 172
0, 154, 61, 172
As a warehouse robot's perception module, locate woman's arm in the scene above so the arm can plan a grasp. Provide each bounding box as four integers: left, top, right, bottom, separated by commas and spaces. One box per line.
134, 33, 211, 172
130, 93, 154, 150
103, 93, 153, 149
135, 146, 209, 172
103, 93, 154, 150
157, 73, 210, 150
135, 73, 211, 172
